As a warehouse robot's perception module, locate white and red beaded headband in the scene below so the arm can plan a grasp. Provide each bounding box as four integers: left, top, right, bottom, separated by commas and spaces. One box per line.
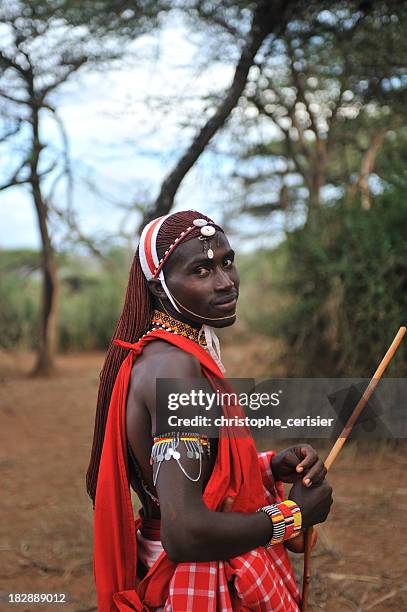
138, 212, 228, 373
139, 214, 217, 281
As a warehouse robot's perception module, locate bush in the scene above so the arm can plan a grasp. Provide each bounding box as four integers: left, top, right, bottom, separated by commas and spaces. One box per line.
0, 249, 128, 352
268, 186, 407, 376
58, 272, 125, 351
0, 250, 40, 349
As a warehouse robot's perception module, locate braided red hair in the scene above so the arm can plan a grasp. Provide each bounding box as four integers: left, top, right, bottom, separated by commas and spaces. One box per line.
86, 210, 223, 503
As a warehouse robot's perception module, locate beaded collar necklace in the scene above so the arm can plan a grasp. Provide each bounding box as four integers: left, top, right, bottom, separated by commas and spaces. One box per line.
147, 309, 207, 347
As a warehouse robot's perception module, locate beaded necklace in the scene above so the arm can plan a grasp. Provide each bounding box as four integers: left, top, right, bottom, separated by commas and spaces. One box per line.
143, 309, 207, 347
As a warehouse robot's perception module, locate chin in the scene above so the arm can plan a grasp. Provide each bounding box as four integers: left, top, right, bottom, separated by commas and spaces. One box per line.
210, 314, 237, 328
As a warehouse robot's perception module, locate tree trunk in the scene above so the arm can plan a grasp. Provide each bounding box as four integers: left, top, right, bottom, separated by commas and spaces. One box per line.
140, 0, 292, 230
30, 106, 59, 376
358, 130, 385, 210
345, 130, 385, 208
306, 138, 329, 228
32, 199, 60, 376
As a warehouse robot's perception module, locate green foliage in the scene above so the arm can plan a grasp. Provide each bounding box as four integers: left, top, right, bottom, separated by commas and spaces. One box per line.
0, 269, 39, 350
254, 183, 407, 376
0, 249, 127, 351
58, 267, 125, 351
0, 249, 39, 348
228, 2, 407, 221
2, 1, 170, 40
236, 244, 291, 338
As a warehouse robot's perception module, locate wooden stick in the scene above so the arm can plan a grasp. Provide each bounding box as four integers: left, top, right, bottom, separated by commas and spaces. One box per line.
300, 326, 406, 611
325, 326, 406, 470
300, 526, 314, 610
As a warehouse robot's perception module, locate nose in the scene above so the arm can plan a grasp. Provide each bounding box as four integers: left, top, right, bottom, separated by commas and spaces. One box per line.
214, 266, 234, 291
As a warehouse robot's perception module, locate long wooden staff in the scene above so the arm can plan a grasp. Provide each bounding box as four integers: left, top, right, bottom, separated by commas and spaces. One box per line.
300, 326, 406, 612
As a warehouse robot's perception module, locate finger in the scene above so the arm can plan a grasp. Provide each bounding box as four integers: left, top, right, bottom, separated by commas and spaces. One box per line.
313, 464, 327, 485
303, 462, 327, 486
302, 460, 325, 486
277, 449, 302, 469
296, 447, 318, 473
284, 454, 302, 468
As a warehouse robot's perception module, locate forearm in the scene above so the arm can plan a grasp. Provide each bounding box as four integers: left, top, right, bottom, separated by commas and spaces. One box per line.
162, 502, 273, 563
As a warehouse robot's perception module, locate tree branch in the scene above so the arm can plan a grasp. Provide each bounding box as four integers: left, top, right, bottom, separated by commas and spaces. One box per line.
0, 49, 30, 78
51, 204, 118, 272
0, 88, 31, 105
0, 156, 30, 191
249, 93, 309, 187
139, 0, 293, 229
44, 103, 74, 212
193, 2, 243, 40
39, 59, 88, 101
0, 119, 22, 142
240, 201, 284, 216
285, 37, 319, 141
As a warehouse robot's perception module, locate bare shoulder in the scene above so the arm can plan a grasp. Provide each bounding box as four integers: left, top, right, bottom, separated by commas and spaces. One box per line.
129, 340, 202, 399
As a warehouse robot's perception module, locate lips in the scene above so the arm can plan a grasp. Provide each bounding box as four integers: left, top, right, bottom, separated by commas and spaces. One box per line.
213, 292, 238, 310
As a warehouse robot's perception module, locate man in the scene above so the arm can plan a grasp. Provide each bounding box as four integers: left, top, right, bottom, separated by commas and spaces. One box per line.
87, 210, 332, 611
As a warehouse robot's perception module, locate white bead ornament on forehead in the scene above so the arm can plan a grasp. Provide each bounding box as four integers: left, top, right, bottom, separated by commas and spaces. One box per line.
193, 218, 216, 259
200, 225, 216, 237
193, 218, 207, 227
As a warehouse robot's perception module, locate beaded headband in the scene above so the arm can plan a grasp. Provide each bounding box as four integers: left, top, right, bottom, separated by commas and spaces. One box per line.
138, 212, 228, 374
139, 214, 217, 281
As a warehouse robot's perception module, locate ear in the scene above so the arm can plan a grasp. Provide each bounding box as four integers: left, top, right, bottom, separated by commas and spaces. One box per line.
147, 278, 167, 300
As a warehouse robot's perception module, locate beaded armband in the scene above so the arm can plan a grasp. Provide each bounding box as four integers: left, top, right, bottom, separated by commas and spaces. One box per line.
151, 432, 210, 486
257, 500, 302, 548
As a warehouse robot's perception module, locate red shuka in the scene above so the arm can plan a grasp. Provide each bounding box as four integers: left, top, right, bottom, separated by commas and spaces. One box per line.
94, 330, 300, 611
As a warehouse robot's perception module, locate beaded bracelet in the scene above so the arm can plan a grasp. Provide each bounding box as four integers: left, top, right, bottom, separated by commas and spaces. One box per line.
257, 500, 302, 548
280, 499, 302, 539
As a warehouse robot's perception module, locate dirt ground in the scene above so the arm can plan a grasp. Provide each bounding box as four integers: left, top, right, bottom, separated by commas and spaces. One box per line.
0, 345, 406, 612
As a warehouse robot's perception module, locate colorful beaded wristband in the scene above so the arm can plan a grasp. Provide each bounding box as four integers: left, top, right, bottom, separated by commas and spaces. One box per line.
257, 500, 302, 547
280, 499, 302, 539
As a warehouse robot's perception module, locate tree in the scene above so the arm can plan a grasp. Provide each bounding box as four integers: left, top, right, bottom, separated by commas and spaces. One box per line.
138, 1, 397, 231
139, 0, 310, 228
222, 2, 406, 226
0, 0, 169, 374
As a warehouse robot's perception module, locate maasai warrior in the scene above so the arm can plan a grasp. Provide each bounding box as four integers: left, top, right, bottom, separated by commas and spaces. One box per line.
86, 210, 333, 611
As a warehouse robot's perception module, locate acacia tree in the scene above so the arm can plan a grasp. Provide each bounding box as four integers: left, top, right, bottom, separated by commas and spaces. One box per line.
225, 2, 406, 225
139, 0, 310, 228
138, 0, 389, 230
0, 0, 169, 374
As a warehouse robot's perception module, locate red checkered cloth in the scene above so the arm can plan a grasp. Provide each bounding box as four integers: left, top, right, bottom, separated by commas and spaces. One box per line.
94, 330, 300, 611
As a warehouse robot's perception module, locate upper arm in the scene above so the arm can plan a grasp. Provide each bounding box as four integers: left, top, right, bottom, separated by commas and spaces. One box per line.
155, 433, 213, 559
127, 343, 201, 436
137, 345, 215, 557
143, 344, 202, 431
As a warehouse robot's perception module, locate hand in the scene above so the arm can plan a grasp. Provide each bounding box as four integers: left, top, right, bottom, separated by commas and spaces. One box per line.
288, 479, 333, 529
271, 444, 327, 487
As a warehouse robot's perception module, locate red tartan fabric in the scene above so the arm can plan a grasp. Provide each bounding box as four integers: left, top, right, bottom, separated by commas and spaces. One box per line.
93, 330, 300, 611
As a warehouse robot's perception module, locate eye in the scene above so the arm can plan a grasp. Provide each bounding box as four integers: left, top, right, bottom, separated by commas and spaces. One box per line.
195, 266, 210, 277
223, 257, 234, 268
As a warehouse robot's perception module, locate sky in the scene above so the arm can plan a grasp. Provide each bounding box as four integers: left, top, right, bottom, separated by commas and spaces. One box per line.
0, 11, 292, 254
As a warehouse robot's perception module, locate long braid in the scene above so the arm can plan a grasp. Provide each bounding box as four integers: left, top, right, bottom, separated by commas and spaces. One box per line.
86, 210, 223, 504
